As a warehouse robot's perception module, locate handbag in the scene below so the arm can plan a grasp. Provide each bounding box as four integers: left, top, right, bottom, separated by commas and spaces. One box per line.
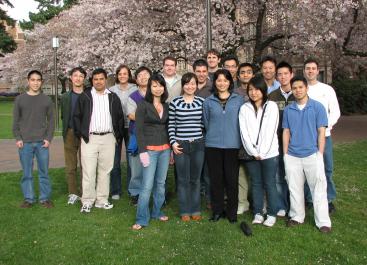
239, 103, 268, 161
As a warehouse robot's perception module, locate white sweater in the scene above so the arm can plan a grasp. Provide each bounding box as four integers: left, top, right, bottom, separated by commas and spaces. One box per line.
308, 82, 340, 137
239, 101, 279, 159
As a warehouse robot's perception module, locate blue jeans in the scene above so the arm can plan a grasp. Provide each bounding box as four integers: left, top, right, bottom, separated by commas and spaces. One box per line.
246, 156, 280, 216
128, 153, 143, 197
276, 153, 289, 212
175, 140, 205, 216
19, 141, 52, 203
136, 149, 170, 226
305, 136, 336, 203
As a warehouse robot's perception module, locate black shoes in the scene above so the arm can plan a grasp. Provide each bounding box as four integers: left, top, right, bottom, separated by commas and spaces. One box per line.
328, 202, 336, 214
209, 213, 226, 222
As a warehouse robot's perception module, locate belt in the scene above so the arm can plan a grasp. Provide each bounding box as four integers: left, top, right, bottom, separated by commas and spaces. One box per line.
90, 132, 111, 135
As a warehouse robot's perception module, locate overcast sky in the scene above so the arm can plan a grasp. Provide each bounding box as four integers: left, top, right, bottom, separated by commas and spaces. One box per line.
1, 0, 39, 21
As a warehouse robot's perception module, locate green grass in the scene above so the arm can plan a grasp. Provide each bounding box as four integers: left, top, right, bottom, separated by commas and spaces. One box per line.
0, 142, 366, 265
0, 101, 61, 139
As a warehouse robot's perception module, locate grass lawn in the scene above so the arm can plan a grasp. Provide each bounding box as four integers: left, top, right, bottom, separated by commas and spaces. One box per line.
0, 101, 61, 139
0, 142, 366, 265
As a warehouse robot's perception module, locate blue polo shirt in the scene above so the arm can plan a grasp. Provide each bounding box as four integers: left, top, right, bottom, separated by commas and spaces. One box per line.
267, 80, 281, 94
282, 98, 328, 158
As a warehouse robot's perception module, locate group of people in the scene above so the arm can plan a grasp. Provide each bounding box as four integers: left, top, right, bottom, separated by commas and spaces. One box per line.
13, 49, 340, 234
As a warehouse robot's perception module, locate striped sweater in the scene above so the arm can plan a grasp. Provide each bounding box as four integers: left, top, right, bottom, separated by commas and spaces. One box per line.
168, 96, 205, 145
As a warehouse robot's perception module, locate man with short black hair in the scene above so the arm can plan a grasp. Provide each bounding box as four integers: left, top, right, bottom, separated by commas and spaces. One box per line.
268, 61, 295, 217
61, 67, 87, 205
303, 58, 340, 213
283, 76, 331, 233
13, 70, 55, 208
74, 68, 124, 213
193, 59, 212, 98
260, 56, 280, 94
235, 62, 254, 215
223, 55, 240, 90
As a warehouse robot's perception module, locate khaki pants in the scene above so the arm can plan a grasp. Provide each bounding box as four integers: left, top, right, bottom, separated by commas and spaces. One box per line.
81, 133, 116, 205
284, 153, 331, 228
238, 163, 250, 212
64, 128, 82, 195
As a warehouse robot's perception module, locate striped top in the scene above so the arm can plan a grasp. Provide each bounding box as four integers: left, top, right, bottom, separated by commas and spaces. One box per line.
168, 96, 205, 145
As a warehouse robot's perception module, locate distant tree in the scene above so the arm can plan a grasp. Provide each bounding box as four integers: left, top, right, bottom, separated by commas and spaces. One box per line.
19, 0, 78, 30
0, 0, 17, 55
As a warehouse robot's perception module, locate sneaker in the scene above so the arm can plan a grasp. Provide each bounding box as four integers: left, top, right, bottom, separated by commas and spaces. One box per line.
20, 201, 33, 208
111, 195, 120, 200
237, 205, 248, 215
67, 194, 80, 205
252, 214, 264, 224
95, 202, 114, 210
277, 209, 286, 217
80, 203, 92, 213
40, 200, 54, 208
263, 215, 277, 227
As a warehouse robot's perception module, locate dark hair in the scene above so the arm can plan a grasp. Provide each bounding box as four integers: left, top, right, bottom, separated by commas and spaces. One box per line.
193, 59, 208, 71
115, 64, 134, 84
27, 70, 43, 80
145, 74, 168, 103
163, 56, 177, 66
212, 69, 234, 97
134, 66, 152, 80
237, 63, 255, 77
276, 61, 293, 74
181, 72, 198, 95
290, 76, 308, 87
303, 58, 319, 69
91, 68, 107, 79
206, 49, 221, 58
69, 67, 87, 78
222, 55, 239, 67
260, 56, 277, 67
247, 75, 268, 112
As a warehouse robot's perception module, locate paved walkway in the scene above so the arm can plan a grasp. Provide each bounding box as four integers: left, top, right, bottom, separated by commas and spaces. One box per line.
1, 115, 366, 173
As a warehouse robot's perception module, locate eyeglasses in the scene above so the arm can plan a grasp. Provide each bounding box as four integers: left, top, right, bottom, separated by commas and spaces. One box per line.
240, 71, 253, 74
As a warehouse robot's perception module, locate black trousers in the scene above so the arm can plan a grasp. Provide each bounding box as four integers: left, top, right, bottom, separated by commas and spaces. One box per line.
205, 147, 239, 220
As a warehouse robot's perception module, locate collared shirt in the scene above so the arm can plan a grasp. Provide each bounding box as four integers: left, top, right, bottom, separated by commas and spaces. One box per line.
267, 80, 281, 94
89, 87, 113, 133
308, 81, 340, 137
282, 98, 328, 158
280, 87, 293, 100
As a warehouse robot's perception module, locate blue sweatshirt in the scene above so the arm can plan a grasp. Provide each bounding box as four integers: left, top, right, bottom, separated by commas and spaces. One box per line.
203, 93, 244, 149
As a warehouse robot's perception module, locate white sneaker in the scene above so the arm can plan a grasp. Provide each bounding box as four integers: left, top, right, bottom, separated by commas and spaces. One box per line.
252, 214, 264, 224
95, 202, 114, 210
263, 215, 277, 227
80, 203, 92, 213
237, 205, 246, 215
67, 194, 80, 205
277, 209, 286, 217
111, 195, 120, 200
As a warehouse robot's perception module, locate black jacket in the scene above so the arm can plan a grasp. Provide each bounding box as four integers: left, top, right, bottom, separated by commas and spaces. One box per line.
136, 100, 169, 153
73, 88, 124, 143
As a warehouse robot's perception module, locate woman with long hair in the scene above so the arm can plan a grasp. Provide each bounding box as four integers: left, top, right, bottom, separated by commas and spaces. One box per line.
168, 72, 205, 222
239, 75, 280, 227
132, 74, 170, 230
203, 69, 244, 223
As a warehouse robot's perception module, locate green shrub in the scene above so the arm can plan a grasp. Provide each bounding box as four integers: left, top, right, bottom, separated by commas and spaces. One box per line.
333, 79, 367, 115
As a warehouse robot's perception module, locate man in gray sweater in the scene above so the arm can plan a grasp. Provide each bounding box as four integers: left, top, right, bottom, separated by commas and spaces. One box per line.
12, 70, 55, 208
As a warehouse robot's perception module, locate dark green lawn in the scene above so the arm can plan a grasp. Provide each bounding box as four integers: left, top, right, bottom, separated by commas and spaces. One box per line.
0, 141, 366, 265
